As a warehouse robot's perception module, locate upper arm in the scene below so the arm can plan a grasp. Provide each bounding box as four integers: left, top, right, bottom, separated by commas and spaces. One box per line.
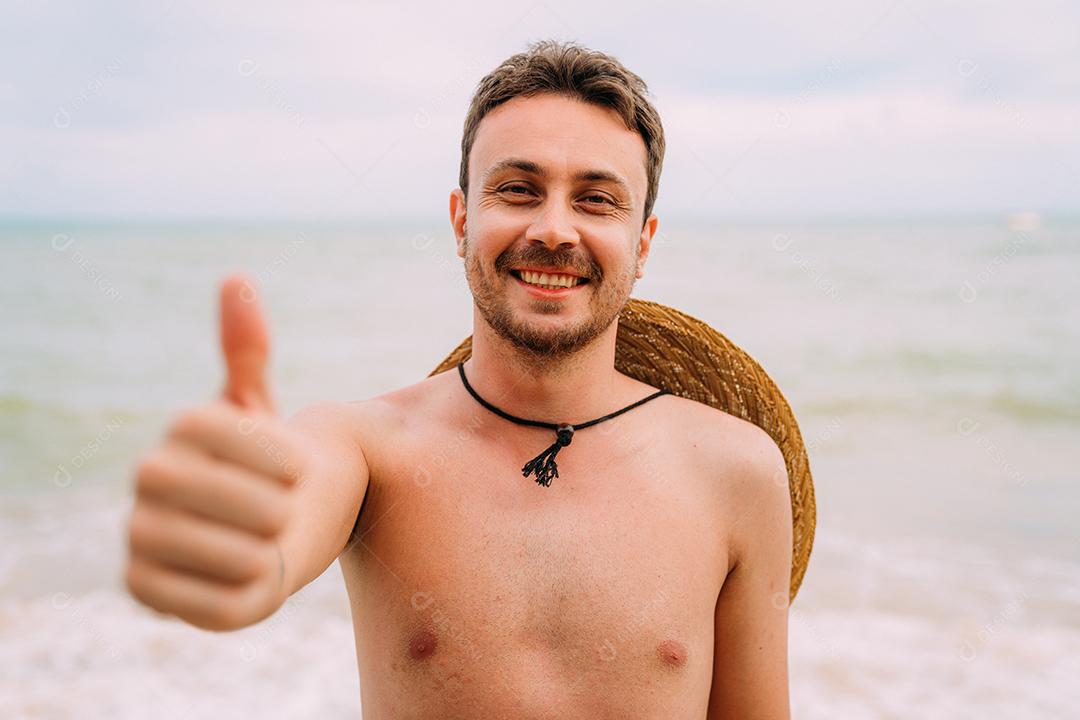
707, 425, 793, 720
277, 400, 373, 598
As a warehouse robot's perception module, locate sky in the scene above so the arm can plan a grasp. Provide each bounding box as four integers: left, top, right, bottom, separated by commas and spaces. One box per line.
2, 0, 1077, 222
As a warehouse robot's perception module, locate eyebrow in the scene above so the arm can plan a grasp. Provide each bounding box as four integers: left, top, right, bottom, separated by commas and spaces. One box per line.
481, 157, 633, 197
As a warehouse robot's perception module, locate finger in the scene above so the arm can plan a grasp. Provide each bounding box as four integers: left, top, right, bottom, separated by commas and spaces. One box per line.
135, 442, 291, 537
128, 497, 276, 584
125, 554, 266, 632
219, 273, 274, 414
165, 401, 306, 484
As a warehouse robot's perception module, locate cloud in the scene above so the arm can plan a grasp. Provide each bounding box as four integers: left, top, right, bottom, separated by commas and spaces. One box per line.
2, 0, 1077, 219
659, 90, 1078, 217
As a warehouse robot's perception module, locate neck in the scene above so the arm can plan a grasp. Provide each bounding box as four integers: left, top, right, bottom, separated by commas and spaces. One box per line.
463, 309, 623, 425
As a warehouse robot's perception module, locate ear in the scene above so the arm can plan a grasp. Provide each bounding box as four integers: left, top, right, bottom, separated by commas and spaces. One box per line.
635, 214, 659, 279
450, 188, 467, 258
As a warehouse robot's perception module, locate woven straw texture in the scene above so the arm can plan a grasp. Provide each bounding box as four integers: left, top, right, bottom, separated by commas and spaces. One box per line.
429, 297, 816, 603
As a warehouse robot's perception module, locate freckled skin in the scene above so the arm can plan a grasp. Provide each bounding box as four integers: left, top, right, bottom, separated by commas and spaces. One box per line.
408, 629, 438, 660
657, 639, 688, 668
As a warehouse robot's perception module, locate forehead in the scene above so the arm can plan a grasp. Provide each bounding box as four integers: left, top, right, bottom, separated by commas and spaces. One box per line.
470, 93, 648, 196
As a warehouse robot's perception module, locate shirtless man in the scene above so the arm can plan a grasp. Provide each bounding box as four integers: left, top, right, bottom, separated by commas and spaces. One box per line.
124, 41, 793, 719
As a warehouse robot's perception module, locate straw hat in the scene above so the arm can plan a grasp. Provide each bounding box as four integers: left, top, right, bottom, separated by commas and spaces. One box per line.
429, 297, 816, 603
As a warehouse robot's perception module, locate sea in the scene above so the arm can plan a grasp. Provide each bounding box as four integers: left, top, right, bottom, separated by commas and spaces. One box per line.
1, 216, 1077, 718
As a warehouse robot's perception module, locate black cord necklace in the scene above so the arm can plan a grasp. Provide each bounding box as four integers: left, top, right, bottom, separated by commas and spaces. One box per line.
456, 360, 670, 487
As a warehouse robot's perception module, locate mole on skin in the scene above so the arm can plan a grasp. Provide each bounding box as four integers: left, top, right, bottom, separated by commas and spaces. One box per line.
408, 629, 438, 660
656, 639, 688, 668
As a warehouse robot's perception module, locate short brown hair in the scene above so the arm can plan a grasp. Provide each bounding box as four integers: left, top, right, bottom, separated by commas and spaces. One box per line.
459, 40, 665, 226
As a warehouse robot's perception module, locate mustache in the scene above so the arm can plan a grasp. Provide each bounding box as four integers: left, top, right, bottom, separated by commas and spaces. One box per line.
494, 247, 601, 281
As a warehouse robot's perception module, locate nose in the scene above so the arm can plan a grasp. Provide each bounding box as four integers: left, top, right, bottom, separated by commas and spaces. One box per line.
526, 196, 580, 251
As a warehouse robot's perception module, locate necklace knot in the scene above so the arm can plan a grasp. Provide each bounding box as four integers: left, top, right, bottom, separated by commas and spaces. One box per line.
456, 360, 669, 488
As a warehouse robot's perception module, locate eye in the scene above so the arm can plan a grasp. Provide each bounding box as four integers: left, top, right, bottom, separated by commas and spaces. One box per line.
499, 184, 533, 196
583, 194, 613, 205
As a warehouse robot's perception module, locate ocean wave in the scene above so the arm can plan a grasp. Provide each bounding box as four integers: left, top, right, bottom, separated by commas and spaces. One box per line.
0, 587, 360, 720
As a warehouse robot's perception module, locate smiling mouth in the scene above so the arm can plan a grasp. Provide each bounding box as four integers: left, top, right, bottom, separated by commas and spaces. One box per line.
510, 269, 590, 290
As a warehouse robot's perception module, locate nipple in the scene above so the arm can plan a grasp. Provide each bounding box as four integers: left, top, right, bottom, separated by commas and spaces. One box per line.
408, 629, 438, 660
656, 639, 688, 668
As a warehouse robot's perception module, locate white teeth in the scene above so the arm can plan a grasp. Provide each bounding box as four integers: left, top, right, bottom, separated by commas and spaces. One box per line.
518, 270, 582, 288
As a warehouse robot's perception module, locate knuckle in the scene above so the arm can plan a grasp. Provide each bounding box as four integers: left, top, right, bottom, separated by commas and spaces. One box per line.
135, 444, 207, 499
254, 429, 303, 482
133, 450, 165, 492
168, 405, 216, 440
126, 506, 155, 551
208, 593, 247, 631
259, 495, 291, 535
236, 577, 275, 624
124, 559, 153, 604
123, 560, 139, 594
289, 446, 315, 483
167, 407, 199, 438
245, 539, 276, 580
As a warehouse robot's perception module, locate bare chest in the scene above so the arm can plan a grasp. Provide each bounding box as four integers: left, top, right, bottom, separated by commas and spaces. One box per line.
341, 414, 729, 718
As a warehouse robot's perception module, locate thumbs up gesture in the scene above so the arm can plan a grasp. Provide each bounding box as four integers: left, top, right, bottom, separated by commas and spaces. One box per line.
125, 274, 311, 631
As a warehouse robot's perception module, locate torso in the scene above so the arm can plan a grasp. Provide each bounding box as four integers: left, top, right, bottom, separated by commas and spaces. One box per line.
339, 367, 752, 719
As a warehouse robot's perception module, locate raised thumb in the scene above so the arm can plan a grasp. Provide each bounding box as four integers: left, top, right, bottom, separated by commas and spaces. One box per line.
219, 273, 274, 414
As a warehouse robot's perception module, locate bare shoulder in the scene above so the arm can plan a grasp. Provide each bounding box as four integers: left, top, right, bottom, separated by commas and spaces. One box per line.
286, 396, 396, 449
355, 367, 459, 430
294, 369, 459, 455
665, 396, 791, 569
659, 393, 782, 467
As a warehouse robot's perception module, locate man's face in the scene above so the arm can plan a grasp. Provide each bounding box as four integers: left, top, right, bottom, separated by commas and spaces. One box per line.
451, 93, 658, 360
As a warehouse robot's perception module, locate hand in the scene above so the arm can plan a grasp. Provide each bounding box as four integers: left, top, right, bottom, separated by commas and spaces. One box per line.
124, 274, 311, 631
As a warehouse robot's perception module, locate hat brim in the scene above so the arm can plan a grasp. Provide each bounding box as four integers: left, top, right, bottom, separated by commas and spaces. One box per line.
429, 297, 815, 603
